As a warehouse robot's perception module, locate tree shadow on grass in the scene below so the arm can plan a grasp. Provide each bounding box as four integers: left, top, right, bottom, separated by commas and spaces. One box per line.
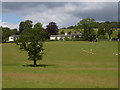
23, 64, 57, 68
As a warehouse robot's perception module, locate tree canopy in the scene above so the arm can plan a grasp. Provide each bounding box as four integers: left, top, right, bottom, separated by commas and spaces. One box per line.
2, 27, 11, 42
46, 22, 58, 35
19, 20, 33, 34
18, 21, 46, 66
77, 18, 96, 41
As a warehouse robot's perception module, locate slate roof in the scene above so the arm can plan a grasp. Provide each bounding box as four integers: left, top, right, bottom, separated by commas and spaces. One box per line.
51, 33, 82, 37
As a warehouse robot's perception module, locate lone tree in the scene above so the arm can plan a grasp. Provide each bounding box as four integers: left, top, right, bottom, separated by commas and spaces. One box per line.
18, 22, 45, 67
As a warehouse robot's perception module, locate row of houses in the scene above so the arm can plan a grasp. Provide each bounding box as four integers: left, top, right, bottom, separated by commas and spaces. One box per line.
8, 33, 120, 42
8, 33, 82, 41
50, 33, 82, 40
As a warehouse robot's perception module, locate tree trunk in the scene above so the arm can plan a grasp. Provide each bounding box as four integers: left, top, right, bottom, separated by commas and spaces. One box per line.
109, 35, 111, 39
34, 60, 37, 67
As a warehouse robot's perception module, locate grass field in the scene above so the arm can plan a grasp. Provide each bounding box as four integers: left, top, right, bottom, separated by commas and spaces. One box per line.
2, 41, 118, 88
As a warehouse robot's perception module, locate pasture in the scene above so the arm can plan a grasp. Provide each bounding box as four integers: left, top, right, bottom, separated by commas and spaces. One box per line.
2, 41, 118, 88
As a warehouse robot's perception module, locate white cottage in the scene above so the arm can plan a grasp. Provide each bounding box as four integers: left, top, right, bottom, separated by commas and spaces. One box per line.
9, 35, 19, 42
50, 33, 82, 40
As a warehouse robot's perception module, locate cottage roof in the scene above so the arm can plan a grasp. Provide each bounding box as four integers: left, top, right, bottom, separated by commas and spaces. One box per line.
9, 35, 19, 38
51, 33, 82, 37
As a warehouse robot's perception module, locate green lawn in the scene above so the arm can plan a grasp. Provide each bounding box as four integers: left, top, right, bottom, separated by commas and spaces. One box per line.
2, 41, 118, 88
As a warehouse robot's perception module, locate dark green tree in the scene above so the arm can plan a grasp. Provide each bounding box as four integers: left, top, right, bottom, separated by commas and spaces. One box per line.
18, 22, 45, 67
67, 25, 75, 29
97, 23, 106, 37
2, 27, 11, 42
104, 21, 113, 39
10, 28, 19, 35
74, 25, 82, 33
77, 18, 96, 41
60, 30, 65, 34
19, 20, 33, 34
118, 31, 120, 38
75, 35, 80, 41
46, 22, 58, 35
68, 31, 72, 35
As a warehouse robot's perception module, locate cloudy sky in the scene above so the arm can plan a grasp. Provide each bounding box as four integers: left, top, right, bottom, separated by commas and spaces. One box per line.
1, 2, 118, 29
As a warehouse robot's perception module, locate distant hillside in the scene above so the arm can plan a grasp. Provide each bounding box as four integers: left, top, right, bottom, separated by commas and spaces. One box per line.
59, 28, 120, 38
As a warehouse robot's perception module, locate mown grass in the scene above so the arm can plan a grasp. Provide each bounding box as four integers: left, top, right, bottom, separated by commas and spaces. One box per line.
2, 41, 118, 88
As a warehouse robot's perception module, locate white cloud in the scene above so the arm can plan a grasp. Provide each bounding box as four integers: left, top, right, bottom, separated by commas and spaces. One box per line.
24, 7, 80, 28
2, 2, 118, 29
42, 24, 47, 29
23, 2, 117, 28
2, 0, 119, 2
0, 22, 19, 29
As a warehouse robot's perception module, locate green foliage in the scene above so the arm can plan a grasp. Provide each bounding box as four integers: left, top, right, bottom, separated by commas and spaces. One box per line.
74, 24, 82, 33
98, 35, 108, 39
118, 31, 120, 38
19, 20, 33, 34
2, 27, 11, 42
10, 28, 19, 35
18, 22, 45, 66
77, 18, 96, 40
104, 21, 113, 39
68, 31, 72, 35
79, 37, 85, 41
97, 23, 106, 37
74, 35, 80, 41
27, 42, 44, 61
34, 22, 43, 29
46, 22, 58, 35
64, 37, 70, 41
1, 26, 19, 42
15, 39, 20, 45
67, 25, 75, 29
60, 30, 65, 34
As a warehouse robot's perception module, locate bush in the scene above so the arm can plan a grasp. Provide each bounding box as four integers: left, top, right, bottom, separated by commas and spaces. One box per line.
75, 35, 80, 41
98, 35, 108, 39
64, 37, 70, 41
79, 37, 85, 41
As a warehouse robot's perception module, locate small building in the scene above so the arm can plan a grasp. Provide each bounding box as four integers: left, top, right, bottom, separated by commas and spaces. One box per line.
8, 35, 19, 42
50, 33, 82, 40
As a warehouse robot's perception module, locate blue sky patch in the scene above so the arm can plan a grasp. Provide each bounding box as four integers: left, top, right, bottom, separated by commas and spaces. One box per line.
2, 13, 24, 24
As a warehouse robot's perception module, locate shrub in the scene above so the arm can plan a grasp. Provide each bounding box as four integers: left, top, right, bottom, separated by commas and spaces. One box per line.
98, 35, 108, 39
64, 37, 70, 41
